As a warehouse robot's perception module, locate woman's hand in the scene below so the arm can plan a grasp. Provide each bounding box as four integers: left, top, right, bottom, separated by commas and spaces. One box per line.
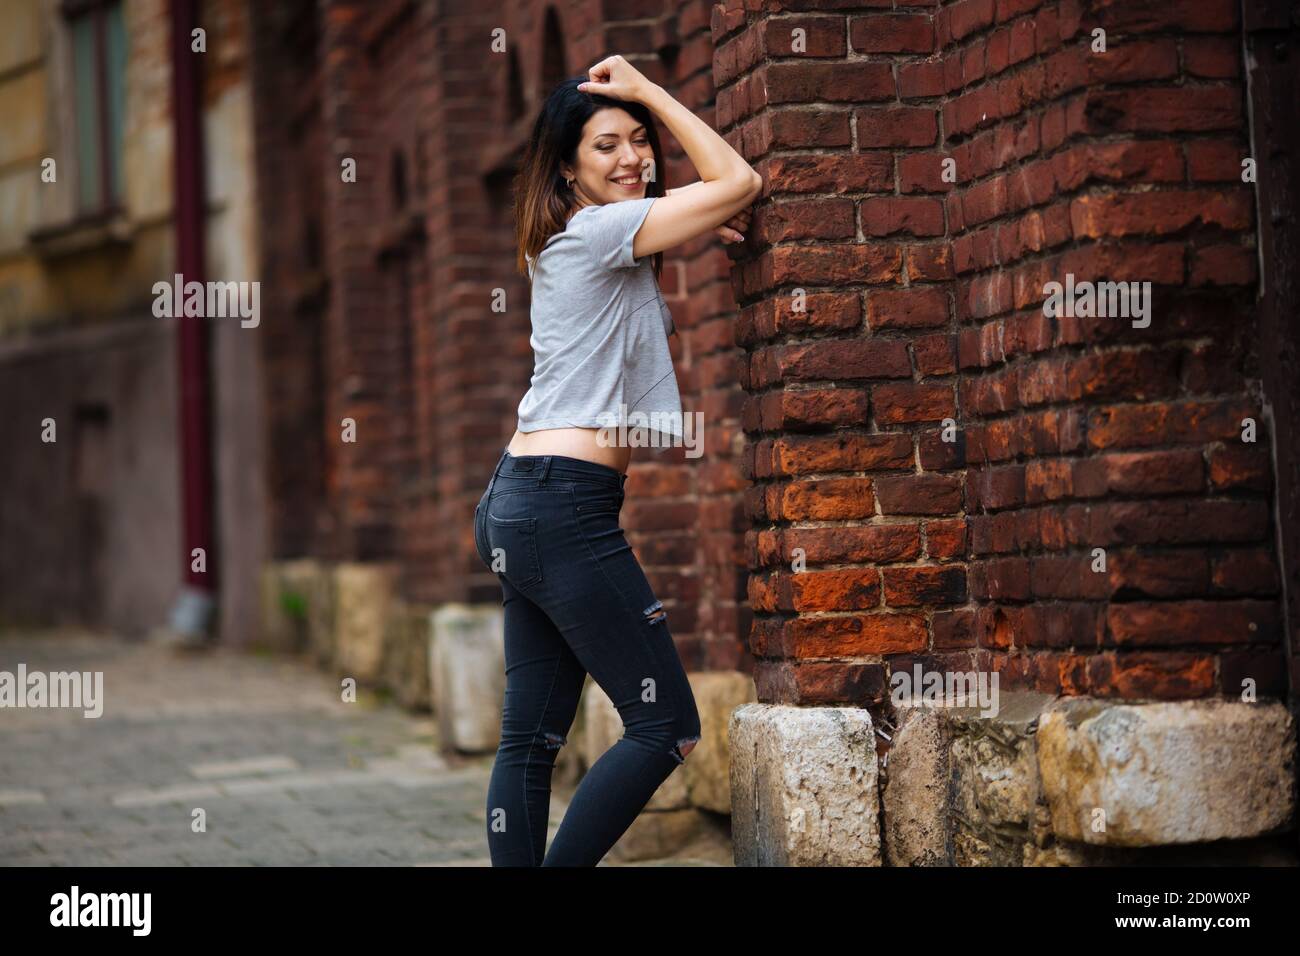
577, 55, 655, 104
716, 205, 753, 244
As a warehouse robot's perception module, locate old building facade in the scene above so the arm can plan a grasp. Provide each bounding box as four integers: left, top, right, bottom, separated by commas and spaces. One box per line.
0, 0, 265, 644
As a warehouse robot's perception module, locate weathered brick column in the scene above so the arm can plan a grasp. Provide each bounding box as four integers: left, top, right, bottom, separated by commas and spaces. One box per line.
717, 0, 1294, 864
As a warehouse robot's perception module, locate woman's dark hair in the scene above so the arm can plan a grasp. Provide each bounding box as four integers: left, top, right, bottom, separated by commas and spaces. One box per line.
514, 76, 666, 278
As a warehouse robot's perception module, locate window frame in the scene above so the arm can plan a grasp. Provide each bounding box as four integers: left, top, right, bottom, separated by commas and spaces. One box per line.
61, 0, 124, 217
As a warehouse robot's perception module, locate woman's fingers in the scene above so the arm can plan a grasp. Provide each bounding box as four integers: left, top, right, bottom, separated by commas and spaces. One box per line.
578, 55, 645, 101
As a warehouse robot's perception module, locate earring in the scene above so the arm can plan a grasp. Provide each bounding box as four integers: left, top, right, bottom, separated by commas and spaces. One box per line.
565, 177, 574, 187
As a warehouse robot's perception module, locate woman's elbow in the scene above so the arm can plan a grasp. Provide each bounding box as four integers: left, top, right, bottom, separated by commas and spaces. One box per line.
744, 170, 763, 202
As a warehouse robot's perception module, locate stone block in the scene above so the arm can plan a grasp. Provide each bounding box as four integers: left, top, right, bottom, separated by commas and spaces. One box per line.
730, 703, 881, 866
333, 563, 396, 683
428, 603, 504, 754
1037, 698, 1296, 846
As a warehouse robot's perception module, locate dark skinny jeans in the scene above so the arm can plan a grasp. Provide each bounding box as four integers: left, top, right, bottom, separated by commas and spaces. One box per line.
473, 449, 702, 866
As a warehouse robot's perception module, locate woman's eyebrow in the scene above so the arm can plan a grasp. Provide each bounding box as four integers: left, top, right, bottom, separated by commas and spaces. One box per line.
593, 126, 647, 140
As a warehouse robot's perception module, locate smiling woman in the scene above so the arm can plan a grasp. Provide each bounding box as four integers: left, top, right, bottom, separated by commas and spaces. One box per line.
509, 57, 761, 473
478, 55, 760, 868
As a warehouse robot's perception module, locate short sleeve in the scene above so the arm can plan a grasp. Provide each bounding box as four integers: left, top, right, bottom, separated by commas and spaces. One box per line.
578, 197, 656, 269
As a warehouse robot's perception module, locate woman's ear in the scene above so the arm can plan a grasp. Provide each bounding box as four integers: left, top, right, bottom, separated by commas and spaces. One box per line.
559, 162, 575, 185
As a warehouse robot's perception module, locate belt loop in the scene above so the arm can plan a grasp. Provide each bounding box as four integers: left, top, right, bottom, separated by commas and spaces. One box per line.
487, 447, 507, 496
538, 455, 553, 484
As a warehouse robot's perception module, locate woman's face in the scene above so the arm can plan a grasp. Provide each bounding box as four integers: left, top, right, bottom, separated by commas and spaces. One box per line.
561, 107, 655, 206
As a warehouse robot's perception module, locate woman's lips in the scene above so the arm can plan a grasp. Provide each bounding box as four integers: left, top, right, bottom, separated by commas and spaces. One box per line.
610, 175, 643, 190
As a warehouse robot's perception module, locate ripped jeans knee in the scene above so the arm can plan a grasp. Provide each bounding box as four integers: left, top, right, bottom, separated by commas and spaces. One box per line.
669, 733, 702, 765
642, 599, 667, 626
536, 730, 567, 751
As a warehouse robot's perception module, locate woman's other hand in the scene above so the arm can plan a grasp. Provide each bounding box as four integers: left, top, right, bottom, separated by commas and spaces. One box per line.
716, 205, 753, 244
577, 55, 654, 104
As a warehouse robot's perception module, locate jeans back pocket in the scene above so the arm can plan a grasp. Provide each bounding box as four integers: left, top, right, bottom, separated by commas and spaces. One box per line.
486, 513, 542, 588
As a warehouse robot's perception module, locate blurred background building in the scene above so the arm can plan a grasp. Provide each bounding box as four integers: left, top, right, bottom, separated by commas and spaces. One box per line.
2, 0, 1298, 864
0, 0, 263, 643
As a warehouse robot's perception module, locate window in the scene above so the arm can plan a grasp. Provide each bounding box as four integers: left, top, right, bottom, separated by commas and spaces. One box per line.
64, 0, 126, 215
541, 7, 566, 94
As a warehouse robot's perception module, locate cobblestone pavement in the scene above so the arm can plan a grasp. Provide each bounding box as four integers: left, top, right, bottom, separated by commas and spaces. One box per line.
0, 630, 732, 867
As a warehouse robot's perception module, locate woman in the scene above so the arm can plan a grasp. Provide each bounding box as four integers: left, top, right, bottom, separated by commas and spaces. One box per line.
473, 55, 761, 866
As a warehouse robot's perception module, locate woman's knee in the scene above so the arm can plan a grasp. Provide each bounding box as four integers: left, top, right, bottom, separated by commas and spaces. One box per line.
670, 732, 702, 764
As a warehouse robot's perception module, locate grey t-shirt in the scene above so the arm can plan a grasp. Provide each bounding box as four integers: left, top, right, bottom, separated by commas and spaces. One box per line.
517, 197, 684, 451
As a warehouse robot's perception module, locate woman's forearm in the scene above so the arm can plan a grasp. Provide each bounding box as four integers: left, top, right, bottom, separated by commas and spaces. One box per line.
640, 84, 758, 193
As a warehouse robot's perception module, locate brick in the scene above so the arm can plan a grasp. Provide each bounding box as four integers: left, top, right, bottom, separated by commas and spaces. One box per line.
777, 478, 876, 520
1085, 652, 1216, 699
771, 292, 862, 335
1190, 244, 1256, 286
772, 433, 913, 474
899, 153, 956, 193
1071, 449, 1205, 497
1211, 550, 1280, 596
883, 565, 968, 605
789, 569, 881, 611
1107, 550, 1210, 599
760, 387, 870, 430
907, 244, 955, 281
1207, 446, 1271, 492
861, 197, 946, 237
756, 199, 857, 242
761, 16, 847, 58
788, 613, 927, 656
898, 60, 946, 99
1186, 139, 1247, 181
933, 609, 977, 648
925, 518, 967, 559
1086, 39, 1178, 83
768, 109, 852, 149
948, 0, 996, 41
1086, 400, 1255, 449
1087, 0, 1238, 34
1069, 190, 1251, 239
873, 382, 955, 424
785, 524, 923, 565
867, 287, 950, 330
764, 153, 894, 194
1107, 600, 1279, 646
913, 333, 958, 376
855, 107, 939, 148
1183, 37, 1240, 79
1084, 87, 1241, 134
850, 14, 935, 54
777, 337, 912, 382
874, 474, 963, 515
766, 61, 895, 104
970, 557, 1030, 600
1028, 555, 1110, 599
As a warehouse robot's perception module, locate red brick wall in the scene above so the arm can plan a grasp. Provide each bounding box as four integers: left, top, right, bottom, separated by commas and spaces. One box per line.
720, 0, 1286, 704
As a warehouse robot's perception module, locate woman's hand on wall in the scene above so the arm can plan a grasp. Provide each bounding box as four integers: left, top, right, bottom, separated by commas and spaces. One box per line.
716, 205, 752, 244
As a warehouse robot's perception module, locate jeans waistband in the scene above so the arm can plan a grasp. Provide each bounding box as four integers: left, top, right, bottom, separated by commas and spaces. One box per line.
492, 447, 626, 491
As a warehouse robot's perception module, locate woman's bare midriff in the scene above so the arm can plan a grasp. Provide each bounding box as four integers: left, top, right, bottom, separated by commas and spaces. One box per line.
506, 427, 632, 475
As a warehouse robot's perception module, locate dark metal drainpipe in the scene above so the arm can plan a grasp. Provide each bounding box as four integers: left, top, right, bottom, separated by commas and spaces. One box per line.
166, 0, 218, 641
